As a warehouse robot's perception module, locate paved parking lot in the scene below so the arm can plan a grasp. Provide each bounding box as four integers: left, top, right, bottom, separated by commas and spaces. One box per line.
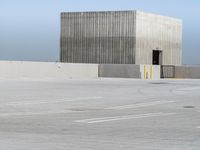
0, 78, 200, 150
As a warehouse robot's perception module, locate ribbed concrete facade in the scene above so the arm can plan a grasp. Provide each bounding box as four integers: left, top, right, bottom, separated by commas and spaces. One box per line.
135, 11, 182, 65
61, 11, 136, 64
60, 11, 182, 65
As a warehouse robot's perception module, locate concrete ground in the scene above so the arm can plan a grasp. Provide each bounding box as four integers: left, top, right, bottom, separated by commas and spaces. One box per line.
0, 78, 200, 150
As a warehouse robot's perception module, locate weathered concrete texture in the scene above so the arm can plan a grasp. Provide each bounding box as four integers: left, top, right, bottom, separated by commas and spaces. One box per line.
161, 65, 175, 78
135, 11, 182, 65
0, 79, 200, 150
175, 66, 200, 79
61, 11, 182, 65
0, 61, 98, 79
99, 64, 160, 79
99, 64, 140, 78
61, 11, 136, 64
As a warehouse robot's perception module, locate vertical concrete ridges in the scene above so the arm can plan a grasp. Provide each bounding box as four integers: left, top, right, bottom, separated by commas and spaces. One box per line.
61, 11, 136, 64
135, 11, 182, 65
61, 11, 182, 65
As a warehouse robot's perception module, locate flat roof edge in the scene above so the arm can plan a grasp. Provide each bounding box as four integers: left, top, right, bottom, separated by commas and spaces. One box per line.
61, 10, 136, 14
61, 10, 182, 22
135, 10, 182, 22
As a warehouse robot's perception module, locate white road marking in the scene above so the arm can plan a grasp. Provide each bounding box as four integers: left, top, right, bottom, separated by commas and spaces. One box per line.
107, 101, 175, 110
0, 111, 69, 117
75, 112, 176, 124
176, 87, 200, 91
3, 97, 103, 106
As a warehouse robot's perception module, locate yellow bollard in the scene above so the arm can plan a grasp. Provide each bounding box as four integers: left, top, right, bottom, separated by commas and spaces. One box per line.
144, 65, 146, 79
150, 65, 153, 80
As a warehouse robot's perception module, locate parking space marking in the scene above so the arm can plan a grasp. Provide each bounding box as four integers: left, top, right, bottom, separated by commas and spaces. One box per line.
106, 101, 175, 110
3, 97, 103, 106
75, 112, 176, 124
0, 110, 70, 117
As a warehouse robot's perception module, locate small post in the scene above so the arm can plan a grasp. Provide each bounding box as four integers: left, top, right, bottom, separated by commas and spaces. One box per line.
144, 65, 146, 79
150, 65, 153, 80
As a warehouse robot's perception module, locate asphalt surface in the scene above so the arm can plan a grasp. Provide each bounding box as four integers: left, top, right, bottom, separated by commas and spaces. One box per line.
0, 78, 200, 150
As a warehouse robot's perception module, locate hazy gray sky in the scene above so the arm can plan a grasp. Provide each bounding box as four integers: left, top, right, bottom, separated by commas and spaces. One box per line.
0, 0, 199, 64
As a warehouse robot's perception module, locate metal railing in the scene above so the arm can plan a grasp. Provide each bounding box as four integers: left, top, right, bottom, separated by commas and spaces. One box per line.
161, 65, 175, 78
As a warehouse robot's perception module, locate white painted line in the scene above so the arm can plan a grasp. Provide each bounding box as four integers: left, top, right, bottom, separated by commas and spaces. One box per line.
87, 113, 176, 124
4, 97, 103, 106
0, 111, 69, 117
176, 87, 200, 91
107, 101, 175, 110
75, 112, 176, 124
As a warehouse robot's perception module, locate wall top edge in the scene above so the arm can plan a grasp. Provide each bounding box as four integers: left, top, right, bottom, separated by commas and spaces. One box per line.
136, 10, 182, 23
61, 10, 182, 23
61, 10, 136, 15
61, 10, 181, 22
0, 61, 99, 65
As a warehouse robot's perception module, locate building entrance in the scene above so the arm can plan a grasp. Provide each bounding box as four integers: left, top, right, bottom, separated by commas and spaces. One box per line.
152, 50, 162, 65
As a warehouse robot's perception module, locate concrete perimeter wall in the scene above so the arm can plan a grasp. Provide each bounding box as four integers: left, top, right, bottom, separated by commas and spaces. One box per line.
0, 61, 98, 79
99, 64, 140, 78
0, 61, 162, 79
99, 64, 160, 79
175, 66, 200, 79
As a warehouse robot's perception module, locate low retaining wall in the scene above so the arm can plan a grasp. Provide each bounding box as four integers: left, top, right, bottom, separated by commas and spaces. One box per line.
99, 64, 160, 79
175, 66, 200, 79
0, 61, 98, 79
0, 61, 162, 80
99, 64, 140, 78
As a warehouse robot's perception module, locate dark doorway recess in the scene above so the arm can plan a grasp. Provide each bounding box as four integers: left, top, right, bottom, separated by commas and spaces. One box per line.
152, 50, 162, 65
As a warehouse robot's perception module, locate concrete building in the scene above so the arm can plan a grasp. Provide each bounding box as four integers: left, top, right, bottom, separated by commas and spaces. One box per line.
60, 11, 182, 65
